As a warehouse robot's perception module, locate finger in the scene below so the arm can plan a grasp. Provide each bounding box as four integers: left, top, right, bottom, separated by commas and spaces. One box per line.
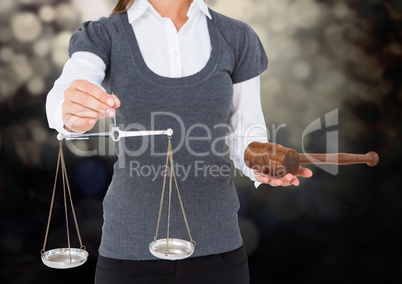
255, 171, 285, 187
255, 175, 270, 183
111, 94, 121, 108
63, 114, 97, 133
71, 80, 117, 107
253, 171, 267, 178
269, 179, 283, 187
62, 114, 98, 127
280, 174, 295, 187
266, 177, 283, 187
295, 167, 313, 178
290, 177, 300, 186
257, 174, 277, 184
65, 89, 116, 118
63, 102, 108, 120
254, 170, 275, 184
281, 173, 302, 186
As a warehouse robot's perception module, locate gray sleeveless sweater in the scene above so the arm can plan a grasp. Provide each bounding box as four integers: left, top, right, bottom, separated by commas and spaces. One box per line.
69, 9, 267, 260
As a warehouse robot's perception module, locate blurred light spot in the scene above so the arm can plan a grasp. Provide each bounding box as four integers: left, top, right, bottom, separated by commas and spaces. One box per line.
51, 48, 69, 68
287, 82, 309, 103
0, 47, 14, 63
265, 0, 289, 18
31, 57, 52, 78
313, 55, 331, 71
28, 119, 49, 143
266, 47, 279, 61
385, 42, 402, 56
292, 61, 312, 80
11, 54, 33, 83
39, 5, 56, 23
332, 2, 352, 19
8, 124, 41, 166
0, 0, 13, 14
252, 26, 268, 50
52, 31, 72, 67
324, 25, 344, 43
270, 16, 288, 33
27, 77, 45, 96
11, 12, 43, 42
327, 70, 346, 88
207, 0, 254, 21
304, 39, 319, 56
265, 78, 282, 95
0, 70, 19, 101
72, 0, 115, 22
33, 38, 51, 57
0, 27, 12, 42
19, 0, 36, 4
55, 3, 79, 28
289, 0, 322, 29
280, 38, 301, 59
312, 80, 335, 96
238, 217, 260, 255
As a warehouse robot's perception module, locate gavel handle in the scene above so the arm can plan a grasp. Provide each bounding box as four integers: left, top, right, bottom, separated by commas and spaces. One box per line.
298, 151, 379, 167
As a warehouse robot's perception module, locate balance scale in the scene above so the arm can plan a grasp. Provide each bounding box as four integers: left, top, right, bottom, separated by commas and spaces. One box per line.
41, 116, 195, 269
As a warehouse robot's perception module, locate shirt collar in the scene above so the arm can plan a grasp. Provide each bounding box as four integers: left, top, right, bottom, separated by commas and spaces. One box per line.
191, 0, 212, 19
127, 0, 211, 23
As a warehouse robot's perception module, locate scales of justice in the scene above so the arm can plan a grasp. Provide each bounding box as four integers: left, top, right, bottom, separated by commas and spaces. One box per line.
40, 115, 379, 269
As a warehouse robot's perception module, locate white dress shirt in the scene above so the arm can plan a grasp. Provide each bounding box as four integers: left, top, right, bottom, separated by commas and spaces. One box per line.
46, 0, 268, 185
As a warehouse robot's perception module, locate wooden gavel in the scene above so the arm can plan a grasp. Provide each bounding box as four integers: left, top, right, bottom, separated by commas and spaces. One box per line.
244, 142, 379, 177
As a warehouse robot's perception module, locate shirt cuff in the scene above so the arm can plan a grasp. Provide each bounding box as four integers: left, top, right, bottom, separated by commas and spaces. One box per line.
254, 181, 262, 188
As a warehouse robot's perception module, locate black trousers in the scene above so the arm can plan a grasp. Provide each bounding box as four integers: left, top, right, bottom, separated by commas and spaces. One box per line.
95, 245, 250, 284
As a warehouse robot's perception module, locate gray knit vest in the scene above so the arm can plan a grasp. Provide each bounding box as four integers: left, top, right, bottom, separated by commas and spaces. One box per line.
69, 9, 267, 260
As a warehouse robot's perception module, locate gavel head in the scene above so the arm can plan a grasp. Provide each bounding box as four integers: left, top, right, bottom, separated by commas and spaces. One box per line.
244, 142, 300, 177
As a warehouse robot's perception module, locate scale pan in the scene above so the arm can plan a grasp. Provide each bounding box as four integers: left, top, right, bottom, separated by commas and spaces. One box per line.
149, 238, 195, 260
41, 248, 88, 269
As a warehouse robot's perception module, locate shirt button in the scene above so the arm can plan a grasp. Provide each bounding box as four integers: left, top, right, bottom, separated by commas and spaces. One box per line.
173, 51, 178, 56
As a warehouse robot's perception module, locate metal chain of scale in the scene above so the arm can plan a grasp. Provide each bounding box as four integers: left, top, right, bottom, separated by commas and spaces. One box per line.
149, 137, 196, 260
41, 141, 88, 269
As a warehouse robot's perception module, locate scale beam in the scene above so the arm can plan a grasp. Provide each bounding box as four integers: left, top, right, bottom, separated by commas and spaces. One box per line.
57, 127, 173, 142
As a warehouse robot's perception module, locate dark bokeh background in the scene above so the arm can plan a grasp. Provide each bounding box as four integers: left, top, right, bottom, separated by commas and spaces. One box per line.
1, 0, 401, 283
